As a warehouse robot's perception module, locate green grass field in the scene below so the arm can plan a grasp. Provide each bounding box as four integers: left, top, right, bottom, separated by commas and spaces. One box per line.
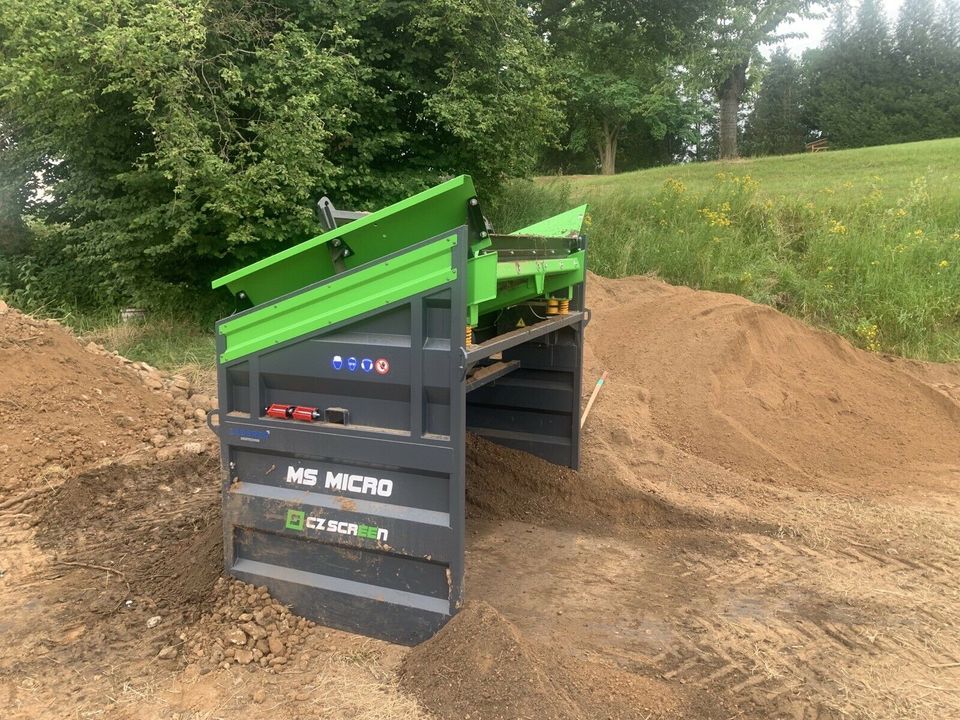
58, 137, 960, 369
493, 137, 960, 361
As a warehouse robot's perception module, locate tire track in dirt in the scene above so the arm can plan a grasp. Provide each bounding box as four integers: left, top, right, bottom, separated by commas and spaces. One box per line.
647, 515, 960, 720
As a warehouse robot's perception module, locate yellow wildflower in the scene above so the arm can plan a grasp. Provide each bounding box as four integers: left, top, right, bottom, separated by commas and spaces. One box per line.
895, 208, 908, 218
912, 228, 924, 237
829, 220, 847, 235
698, 207, 732, 227
939, 259, 950, 269
664, 178, 686, 194
856, 321, 881, 352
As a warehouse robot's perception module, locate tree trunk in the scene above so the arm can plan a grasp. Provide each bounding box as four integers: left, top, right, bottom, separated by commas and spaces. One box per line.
718, 61, 748, 160
598, 120, 619, 175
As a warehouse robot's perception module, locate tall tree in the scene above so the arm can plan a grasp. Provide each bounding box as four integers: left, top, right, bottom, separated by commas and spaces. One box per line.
534, 1, 706, 175
743, 48, 807, 155
805, 0, 898, 147
705, 1, 815, 159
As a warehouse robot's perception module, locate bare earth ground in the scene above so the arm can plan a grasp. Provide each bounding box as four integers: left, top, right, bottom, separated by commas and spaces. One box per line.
1, 274, 959, 720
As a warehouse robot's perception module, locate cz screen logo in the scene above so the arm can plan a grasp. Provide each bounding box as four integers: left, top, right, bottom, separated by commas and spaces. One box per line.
285, 509, 305, 531
283, 508, 387, 542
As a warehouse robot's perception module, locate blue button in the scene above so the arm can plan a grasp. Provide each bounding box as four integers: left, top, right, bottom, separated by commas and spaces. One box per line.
346, 356, 358, 372
360, 358, 373, 373
331, 355, 343, 371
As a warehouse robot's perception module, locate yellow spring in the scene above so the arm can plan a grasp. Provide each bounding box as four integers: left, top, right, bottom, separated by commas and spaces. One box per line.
558, 298, 570, 315
546, 298, 560, 315
465, 325, 474, 346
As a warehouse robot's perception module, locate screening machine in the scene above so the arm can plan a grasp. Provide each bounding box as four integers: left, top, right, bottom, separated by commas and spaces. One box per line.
211, 175, 588, 643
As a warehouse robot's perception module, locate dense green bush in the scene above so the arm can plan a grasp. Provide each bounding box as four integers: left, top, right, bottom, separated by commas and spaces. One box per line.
0, 0, 560, 313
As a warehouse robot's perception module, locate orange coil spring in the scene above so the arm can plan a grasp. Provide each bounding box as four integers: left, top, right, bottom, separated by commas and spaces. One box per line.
558, 298, 570, 315
465, 325, 474, 346
546, 298, 560, 315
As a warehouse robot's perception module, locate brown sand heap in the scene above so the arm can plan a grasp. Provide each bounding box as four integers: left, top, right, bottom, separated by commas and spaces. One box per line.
465, 433, 687, 531
0, 305, 171, 492
399, 601, 581, 720
585, 273, 960, 483
400, 601, 679, 720
0, 303, 217, 498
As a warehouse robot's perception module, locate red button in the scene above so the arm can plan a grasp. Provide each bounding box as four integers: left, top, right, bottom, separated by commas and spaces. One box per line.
375, 358, 390, 375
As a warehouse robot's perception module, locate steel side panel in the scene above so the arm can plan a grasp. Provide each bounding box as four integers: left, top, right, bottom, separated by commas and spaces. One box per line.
217, 227, 468, 645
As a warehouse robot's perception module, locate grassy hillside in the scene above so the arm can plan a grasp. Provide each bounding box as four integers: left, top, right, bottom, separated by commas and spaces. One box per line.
494, 138, 960, 361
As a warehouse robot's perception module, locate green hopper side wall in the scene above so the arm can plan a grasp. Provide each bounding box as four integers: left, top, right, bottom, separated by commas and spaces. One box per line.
212, 176, 478, 306
213, 176, 588, 364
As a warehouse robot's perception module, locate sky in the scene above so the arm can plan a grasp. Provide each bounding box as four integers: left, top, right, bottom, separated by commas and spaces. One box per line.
779, 0, 905, 55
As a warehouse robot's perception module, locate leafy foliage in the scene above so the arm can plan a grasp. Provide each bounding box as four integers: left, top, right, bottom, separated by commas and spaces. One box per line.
0, 0, 560, 311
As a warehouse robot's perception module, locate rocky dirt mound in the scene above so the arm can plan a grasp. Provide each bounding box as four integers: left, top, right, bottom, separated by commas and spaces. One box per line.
36, 453, 222, 615
179, 578, 314, 671
0, 303, 218, 499
585, 272, 960, 484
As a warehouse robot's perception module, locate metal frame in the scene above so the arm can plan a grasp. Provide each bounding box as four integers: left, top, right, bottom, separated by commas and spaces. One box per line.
213, 185, 587, 644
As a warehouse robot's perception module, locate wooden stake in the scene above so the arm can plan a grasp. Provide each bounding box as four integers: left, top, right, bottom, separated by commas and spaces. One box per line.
580, 370, 608, 429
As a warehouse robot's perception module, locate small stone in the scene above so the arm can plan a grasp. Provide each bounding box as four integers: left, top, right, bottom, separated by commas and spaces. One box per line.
225, 628, 247, 646
190, 393, 211, 410
150, 435, 166, 448
238, 613, 254, 622
235, 649, 254, 665
193, 408, 207, 422
146, 615, 162, 629
240, 622, 267, 641
144, 376, 163, 390
269, 656, 287, 666
182, 441, 205, 455
252, 688, 266, 704
255, 638, 270, 654
268, 636, 285, 657
157, 646, 178, 660
0, 299, 8, 315
156, 446, 179, 462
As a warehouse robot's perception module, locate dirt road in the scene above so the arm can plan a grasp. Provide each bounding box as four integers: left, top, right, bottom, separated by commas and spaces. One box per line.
1, 276, 958, 719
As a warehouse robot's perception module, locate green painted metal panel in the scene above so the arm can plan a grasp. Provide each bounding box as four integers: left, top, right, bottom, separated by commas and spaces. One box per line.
476, 250, 585, 317
495, 255, 583, 281
510, 204, 588, 238
466, 253, 498, 306
212, 176, 477, 305
218, 236, 458, 364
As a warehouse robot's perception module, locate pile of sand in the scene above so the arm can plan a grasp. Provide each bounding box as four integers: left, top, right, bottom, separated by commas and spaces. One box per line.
399, 601, 679, 720
0, 307, 171, 493
583, 272, 960, 484
399, 601, 582, 720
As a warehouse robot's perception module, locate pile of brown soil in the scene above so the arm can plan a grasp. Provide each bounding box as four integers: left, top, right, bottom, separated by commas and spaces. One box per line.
399, 601, 582, 720
584, 272, 960, 484
465, 434, 688, 532
0, 305, 171, 494
36, 453, 223, 614
399, 601, 679, 720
